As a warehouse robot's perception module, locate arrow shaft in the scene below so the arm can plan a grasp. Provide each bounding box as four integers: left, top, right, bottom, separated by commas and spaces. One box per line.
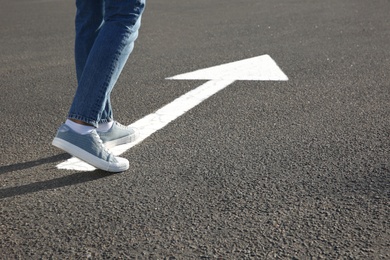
133, 79, 236, 138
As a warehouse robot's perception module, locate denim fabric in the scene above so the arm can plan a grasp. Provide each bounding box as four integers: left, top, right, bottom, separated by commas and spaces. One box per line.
68, 0, 146, 127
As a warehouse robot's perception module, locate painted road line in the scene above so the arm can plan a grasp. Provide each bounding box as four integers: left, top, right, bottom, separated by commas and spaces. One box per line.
167, 55, 288, 81
56, 54, 288, 171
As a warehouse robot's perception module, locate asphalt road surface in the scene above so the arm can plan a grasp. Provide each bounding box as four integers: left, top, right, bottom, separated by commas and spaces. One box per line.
1, 0, 389, 258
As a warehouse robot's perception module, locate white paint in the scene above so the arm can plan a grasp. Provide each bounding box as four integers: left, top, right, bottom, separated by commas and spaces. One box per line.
167, 55, 288, 81
56, 55, 288, 171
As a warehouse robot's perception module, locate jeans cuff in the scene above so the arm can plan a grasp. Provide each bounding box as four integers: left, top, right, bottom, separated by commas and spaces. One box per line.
67, 114, 99, 128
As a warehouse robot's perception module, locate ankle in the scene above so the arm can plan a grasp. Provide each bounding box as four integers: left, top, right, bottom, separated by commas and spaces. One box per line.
65, 119, 95, 135
69, 118, 93, 126
97, 121, 114, 132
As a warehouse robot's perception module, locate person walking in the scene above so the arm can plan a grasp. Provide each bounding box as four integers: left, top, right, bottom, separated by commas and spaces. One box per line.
52, 0, 146, 172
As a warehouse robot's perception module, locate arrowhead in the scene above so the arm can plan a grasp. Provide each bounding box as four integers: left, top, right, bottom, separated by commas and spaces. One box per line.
167, 54, 288, 81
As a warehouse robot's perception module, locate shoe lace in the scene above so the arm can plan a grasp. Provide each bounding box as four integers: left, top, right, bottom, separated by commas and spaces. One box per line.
115, 121, 128, 129
92, 130, 110, 154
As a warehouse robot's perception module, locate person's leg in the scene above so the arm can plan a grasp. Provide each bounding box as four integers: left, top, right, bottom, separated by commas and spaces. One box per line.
74, 0, 116, 123
74, 0, 104, 83
68, 0, 145, 127
72, 0, 106, 127
53, 0, 145, 172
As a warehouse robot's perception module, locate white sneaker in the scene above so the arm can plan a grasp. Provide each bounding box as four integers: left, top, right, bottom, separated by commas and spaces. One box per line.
52, 124, 129, 172
97, 121, 138, 149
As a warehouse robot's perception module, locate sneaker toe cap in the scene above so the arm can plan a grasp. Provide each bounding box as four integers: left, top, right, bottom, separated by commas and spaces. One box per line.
108, 157, 129, 172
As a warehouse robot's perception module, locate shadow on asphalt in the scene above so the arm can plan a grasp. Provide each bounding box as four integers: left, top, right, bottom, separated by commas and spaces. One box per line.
0, 153, 71, 175
0, 153, 113, 199
0, 170, 113, 200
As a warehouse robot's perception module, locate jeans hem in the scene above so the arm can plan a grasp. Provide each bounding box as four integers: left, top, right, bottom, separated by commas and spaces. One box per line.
68, 114, 99, 128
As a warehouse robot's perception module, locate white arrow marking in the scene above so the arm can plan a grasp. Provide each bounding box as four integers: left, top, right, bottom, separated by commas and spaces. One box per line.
56, 54, 288, 171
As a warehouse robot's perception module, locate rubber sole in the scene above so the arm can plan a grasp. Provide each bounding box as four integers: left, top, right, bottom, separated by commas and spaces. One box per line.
102, 131, 139, 149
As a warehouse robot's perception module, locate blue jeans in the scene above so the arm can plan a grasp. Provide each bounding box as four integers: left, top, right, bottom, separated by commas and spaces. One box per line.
68, 0, 145, 127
